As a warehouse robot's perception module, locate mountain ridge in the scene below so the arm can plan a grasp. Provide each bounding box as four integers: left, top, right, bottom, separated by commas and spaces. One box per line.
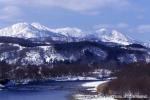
0, 22, 136, 45
0, 23, 150, 83
0, 22, 149, 66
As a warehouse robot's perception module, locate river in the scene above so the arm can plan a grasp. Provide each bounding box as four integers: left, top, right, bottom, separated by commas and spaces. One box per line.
0, 81, 87, 100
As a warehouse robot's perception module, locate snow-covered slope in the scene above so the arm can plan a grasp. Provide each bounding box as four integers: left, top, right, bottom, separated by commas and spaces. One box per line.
95, 28, 132, 45
50, 27, 85, 38
31, 22, 50, 31
143, 43, 150, 48
0, 23, 86, 39
0, 40, 150, 65
0, 22, 64, 39
0, 23, 88, 42
0, 22, 144, 46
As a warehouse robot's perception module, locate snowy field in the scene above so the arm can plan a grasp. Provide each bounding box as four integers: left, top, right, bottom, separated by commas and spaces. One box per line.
74, 81, 116, 100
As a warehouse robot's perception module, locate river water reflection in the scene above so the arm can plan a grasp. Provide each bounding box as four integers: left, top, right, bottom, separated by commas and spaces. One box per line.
0, 81, 84, 100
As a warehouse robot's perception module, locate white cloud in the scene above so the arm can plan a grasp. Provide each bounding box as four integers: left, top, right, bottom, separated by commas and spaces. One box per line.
0, 6, 22, 22
136, 25, 150, 34
94, 23, 129, 30
116, 23, 129, 28
95, 23, 150, 34
125, 24, 150, 34
0, 0, 132, 23
46, 0, 130, 12
0, 0, 130, 12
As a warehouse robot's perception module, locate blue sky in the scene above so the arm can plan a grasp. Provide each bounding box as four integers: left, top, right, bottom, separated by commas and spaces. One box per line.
0, 0, 150, 43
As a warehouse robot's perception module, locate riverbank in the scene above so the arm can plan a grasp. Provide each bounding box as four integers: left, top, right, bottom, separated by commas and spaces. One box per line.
72, 81, 116, 100
0, 80, 116, 100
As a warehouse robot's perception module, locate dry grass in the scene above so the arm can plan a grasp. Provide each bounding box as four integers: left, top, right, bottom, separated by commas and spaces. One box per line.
97, 62, 150, 97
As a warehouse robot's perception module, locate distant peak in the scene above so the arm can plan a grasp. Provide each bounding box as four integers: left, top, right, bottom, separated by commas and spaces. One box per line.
95, 28, 132, 45
112, 30, 123, 35
12, 22, 29, 26
111, 30, 128, 39
52, 27, 83, 33
31, 22, 50, 30
96, 28, 107, 33
0, 22, 56, 39
9, 22, 49, 31
50, 27, 85, 38
11, 22, 30, 28
0, 22, 135, 44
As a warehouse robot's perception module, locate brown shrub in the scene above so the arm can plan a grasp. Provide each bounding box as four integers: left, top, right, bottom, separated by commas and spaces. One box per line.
98, 62, 150, 96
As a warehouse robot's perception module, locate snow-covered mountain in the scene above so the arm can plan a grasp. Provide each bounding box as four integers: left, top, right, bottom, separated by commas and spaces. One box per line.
0, 40, 149, 66
143, 43, 150, 48
0, 23, 150, 83
50, 27, 85, 38
0, 22, 60, 38
95, 28, 132, 45
0, 23, 88, 42
0, 22, 134, 45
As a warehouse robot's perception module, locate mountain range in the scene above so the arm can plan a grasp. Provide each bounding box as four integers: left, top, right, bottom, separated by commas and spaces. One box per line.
0, 22, 149, 66
0, 22, 132, 44
0, 22, 150, 84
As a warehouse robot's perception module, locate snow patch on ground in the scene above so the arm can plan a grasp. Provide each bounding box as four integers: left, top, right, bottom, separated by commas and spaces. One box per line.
21, 51, 43, 65
81, 81, 107, 92
74, 81, 116, 100
50, 76, 99, 82
0, 84, 5, 90
0, 84, 5, 88
74, 94, 116, 100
